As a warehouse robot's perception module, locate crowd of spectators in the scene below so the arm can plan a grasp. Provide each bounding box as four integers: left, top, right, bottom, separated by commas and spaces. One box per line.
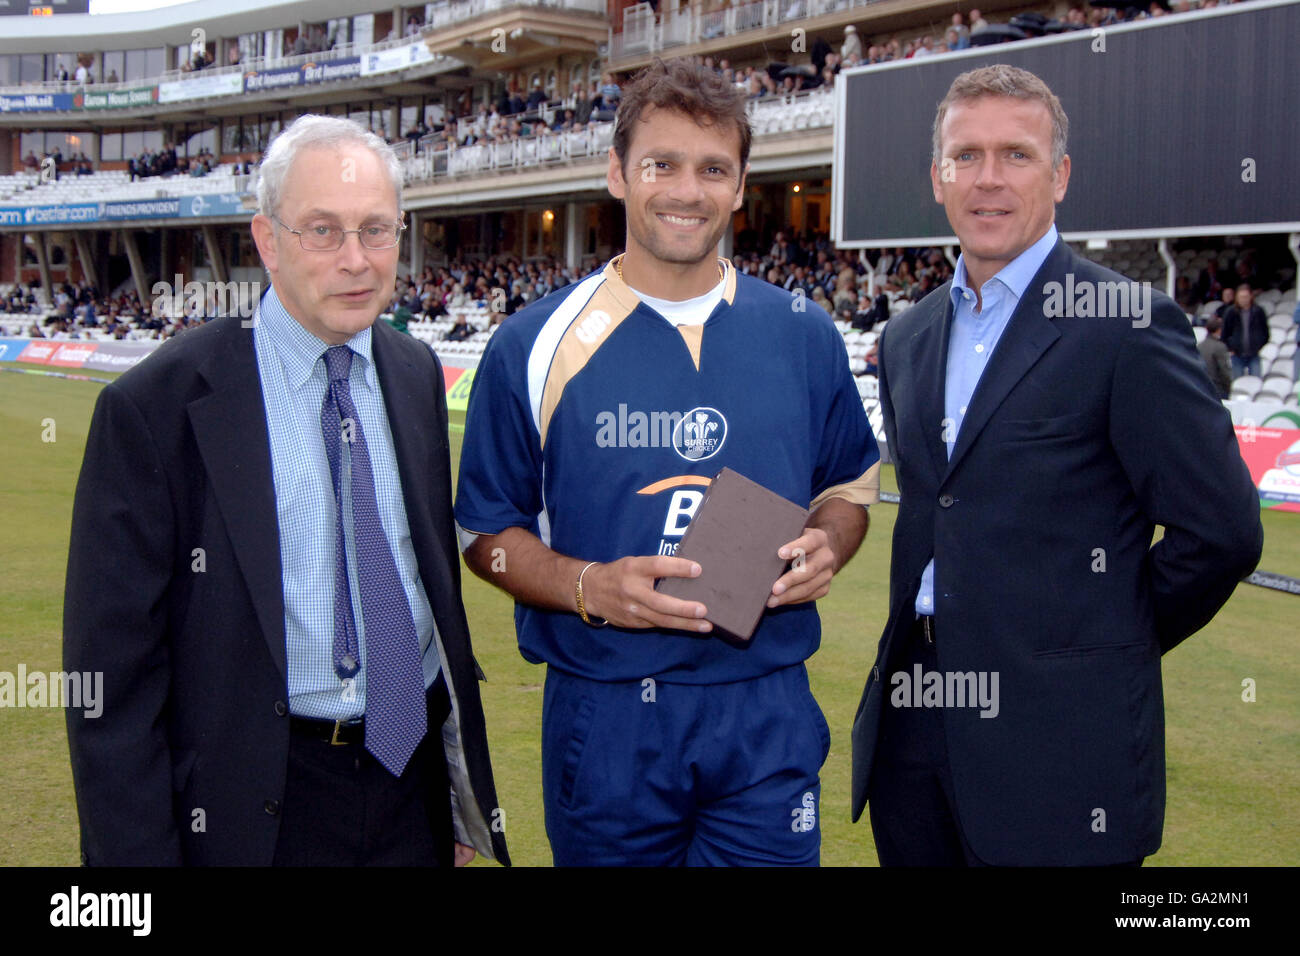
661, 0, 1271, 91
394, 73, 624, 155
6, 231, 1292, 363
21, 148, 95, 179
5, 278, 208, 341
373, 232, 955, 341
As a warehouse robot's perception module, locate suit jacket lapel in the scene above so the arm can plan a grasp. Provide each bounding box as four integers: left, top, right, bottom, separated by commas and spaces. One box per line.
187, 317, 287, 679
943, 240, 1067, 481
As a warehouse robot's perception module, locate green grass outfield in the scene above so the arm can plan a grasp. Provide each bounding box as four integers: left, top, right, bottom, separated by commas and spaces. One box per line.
1, 362, 1297, 866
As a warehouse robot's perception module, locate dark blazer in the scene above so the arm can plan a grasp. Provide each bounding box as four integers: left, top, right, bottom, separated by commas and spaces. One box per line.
850, 239, 1261, 865
64, 313, 510, 866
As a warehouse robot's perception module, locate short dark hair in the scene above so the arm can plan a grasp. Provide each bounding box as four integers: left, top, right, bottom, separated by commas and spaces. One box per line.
933, 64, 1068, 168
1205, 315, 1223, 334
613, 57, 752, 172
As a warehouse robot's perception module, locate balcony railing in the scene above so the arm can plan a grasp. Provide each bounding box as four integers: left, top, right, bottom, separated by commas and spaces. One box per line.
612, 0, 883, 60
0, 0, 606, 100
398, 86, 835, 184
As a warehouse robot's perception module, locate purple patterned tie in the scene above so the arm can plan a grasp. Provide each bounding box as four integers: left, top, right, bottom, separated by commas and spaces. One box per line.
320, 345, 427, 776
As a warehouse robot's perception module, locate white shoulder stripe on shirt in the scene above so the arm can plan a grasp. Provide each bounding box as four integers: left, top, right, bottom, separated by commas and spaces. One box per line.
526, 270, 606, 434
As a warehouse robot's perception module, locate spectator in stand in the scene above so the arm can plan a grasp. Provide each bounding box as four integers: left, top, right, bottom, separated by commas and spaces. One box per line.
593, 91, 618, 121
1233, 255, 1259, 290
912, 36, 936, 59
23, 150, 39, 170
1196, 258, 1226, 303
885, 258, 915, 297
1221, 284, 1269, 379
443, 312, 474, 341
842, 25, 863, 61
228, 46, 242, 67
969, 8, 989, 32
406, 14, 423, 37
599, 72, 621, 105
526, 79, 547, 111
950, 13, 971, 49
74, 59, 90, 85
1198, 315, 1233, 399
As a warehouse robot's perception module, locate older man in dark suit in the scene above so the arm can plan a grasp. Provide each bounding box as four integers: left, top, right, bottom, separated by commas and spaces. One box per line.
64, 114, 509, 866
850, 65, 1261, 866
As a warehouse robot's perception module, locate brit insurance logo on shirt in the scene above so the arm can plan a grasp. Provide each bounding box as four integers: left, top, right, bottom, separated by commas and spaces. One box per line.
672, 407, 727, 462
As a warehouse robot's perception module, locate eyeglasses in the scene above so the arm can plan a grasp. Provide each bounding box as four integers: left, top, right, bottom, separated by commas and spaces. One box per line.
273, 215, 406, 251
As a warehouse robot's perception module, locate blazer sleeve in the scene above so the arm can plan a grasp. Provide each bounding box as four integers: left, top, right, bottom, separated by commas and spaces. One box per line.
1108, 296, 1263, 654
876, 320, 900, 470
64, 382, 182, 865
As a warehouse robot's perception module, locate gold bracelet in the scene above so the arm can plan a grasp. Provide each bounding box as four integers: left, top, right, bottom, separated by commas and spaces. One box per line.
575, 561, 608, 627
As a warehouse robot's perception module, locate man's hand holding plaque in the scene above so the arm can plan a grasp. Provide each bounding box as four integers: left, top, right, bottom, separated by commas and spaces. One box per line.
656, 468, 811, 641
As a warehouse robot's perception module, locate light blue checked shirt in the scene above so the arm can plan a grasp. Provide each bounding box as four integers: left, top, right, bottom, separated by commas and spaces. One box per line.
915, 224, 1058, 617
253, 285, 440, 720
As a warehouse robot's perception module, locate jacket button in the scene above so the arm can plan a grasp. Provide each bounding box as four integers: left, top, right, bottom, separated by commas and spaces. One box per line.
273, 700, 287, 717
264, 800, 280, 815
938, 493, 954, 508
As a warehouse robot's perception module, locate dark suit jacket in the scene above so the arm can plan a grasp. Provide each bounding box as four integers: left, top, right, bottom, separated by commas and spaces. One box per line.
850, 239, 1261, 865
64, 313, 510, 866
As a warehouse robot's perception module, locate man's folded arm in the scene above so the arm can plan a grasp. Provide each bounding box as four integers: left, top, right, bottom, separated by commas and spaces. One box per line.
1109, 297, 1264, 654
64, 383, 182, 864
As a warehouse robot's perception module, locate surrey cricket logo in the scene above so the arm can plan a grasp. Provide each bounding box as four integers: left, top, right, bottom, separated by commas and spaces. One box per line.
672, 407, 727, 462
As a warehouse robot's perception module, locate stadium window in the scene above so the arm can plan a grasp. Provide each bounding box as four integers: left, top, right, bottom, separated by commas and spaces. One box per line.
101, 132, 123, 162
0, 56, 15, 86
19, 54, 43, 84
124, 50, 148, 82
352, 14, 375, 47
20, 131, 44, 158
260, 116, 281, 150
102, 51, 124, 84
238, 33, 262, 62
183, 124, 215, 158
264, 29, 284, 61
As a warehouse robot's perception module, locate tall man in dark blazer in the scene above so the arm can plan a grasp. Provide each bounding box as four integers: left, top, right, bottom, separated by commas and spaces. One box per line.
64, 115, 509, 866
850, 66, 1262, 866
